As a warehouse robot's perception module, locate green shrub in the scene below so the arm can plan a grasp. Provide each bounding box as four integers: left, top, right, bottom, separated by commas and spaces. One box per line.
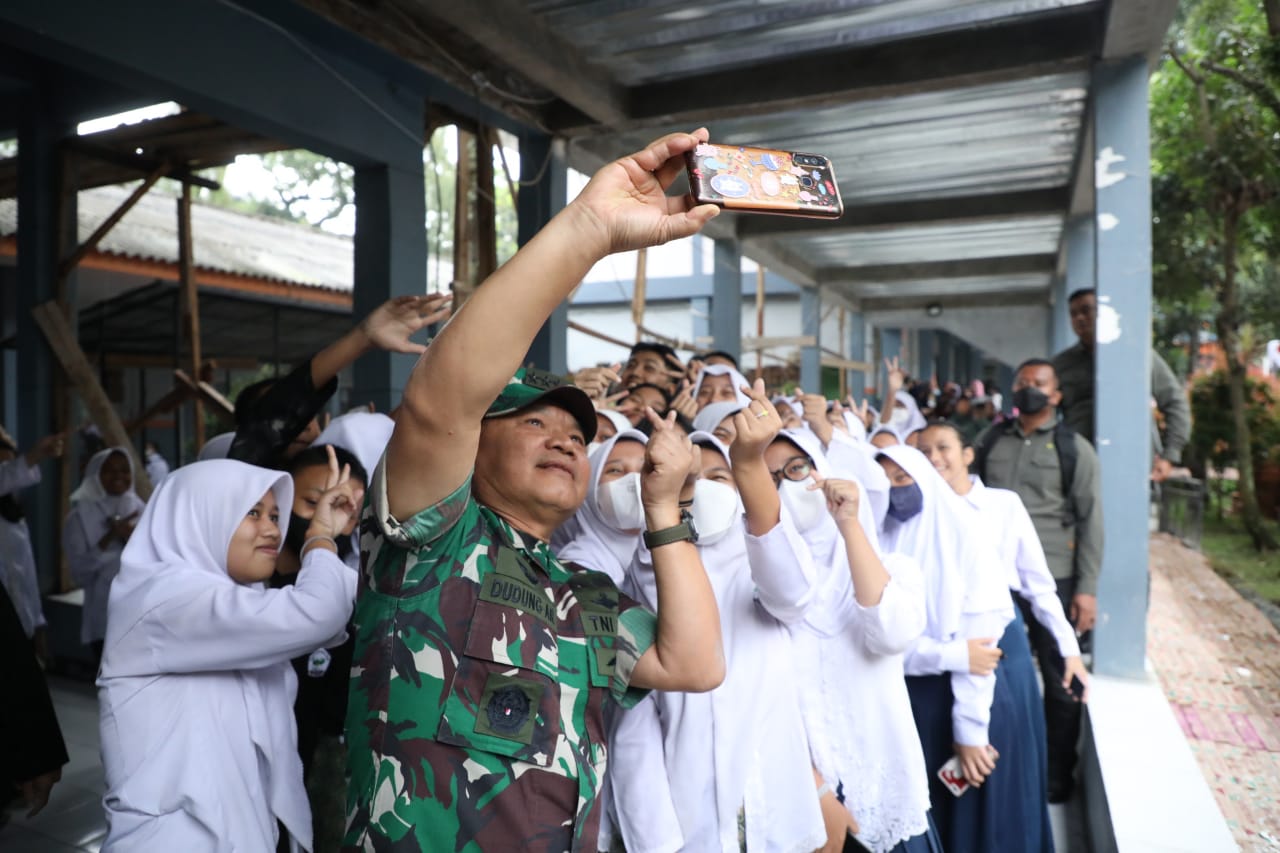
1188, 371, 1280, 469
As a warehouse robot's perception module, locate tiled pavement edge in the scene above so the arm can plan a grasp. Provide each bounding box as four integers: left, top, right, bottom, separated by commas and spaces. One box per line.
1148, 533, 1280, 852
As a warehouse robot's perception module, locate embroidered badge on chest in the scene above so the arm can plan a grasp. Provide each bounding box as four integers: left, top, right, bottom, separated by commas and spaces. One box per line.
307, 648, 331, 678
486, 685, 531, 735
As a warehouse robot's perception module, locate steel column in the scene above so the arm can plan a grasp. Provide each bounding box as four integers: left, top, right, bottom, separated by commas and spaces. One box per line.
1061, 215, 1096, 353
799, 286, 821, 392
848, 310, 867, 396
710, 239, 742, 361
521, 133, 569, 374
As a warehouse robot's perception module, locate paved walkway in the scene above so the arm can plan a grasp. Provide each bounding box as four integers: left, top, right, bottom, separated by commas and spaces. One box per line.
1148, 533, 1280, 852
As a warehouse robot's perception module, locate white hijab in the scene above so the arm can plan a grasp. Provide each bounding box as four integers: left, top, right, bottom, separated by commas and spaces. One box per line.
624, 432, 819, 852
875, 445, 1011, 641
311, 411, 395, 478
69, 447, 145, 536
842, 408, 869, 443
691, 400, 744, 435
197, 432, 235, 461
691, 363, 752, 410
102, 460, 308, 842
890, 390, 928, 438
553, 430, 648, 585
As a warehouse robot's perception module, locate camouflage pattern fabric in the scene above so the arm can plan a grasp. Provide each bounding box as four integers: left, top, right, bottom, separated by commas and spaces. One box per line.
343, 461, 656, 853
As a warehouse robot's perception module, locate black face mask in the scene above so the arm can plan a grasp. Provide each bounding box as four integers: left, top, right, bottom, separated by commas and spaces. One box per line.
285, 512, 354, 561
1012, 386, 1052, 415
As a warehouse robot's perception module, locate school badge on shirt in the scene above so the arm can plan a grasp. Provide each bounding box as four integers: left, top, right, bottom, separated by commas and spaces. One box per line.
307, 648, 332, 677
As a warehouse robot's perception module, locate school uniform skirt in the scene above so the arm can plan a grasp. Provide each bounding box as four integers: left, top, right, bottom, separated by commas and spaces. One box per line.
995, 607, 1055, 852
905, 621, 1050, 853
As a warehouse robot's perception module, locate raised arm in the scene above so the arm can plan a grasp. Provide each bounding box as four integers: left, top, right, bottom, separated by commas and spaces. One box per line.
728, 379, 783, 536
386, 130, 719, 520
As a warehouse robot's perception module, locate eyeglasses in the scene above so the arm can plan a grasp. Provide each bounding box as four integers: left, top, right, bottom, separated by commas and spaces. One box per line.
769, 456, 813, 487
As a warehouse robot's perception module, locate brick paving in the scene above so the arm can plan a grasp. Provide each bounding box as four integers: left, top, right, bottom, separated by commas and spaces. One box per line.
1148, 533, 1280, 852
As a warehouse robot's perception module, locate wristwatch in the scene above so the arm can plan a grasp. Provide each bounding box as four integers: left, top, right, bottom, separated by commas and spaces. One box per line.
642, 508, 699, 549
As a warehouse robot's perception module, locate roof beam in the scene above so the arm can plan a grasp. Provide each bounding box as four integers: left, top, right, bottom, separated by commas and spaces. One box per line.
1102, 0, 1180, 61
553, 5, 1103, 134
736, 188, 1069, 240
818, 254, 1056, 285
860, 290, 1048, 312
417, 0, 629, 126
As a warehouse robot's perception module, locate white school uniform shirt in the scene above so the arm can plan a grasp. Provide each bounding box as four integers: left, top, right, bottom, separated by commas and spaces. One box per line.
877, 445, 1015, 748
959, 475, 1080, 658
63, 448, 147, 645
745, 430, 932, 852
97, 460, 356, 853
611, 433, 825, 853
0, 457, 46, 636
144, 450, 170, 487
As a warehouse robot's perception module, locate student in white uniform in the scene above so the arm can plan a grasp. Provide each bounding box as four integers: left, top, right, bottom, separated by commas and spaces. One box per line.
610, 427, 825, 853
63, 447, 146, 662
96, 452, 359, 852
730, 384, 938, 853
0, 432, 65, 653
875, 445, 1018, 853
553, 429, 648, 585
691, 363, 752, 411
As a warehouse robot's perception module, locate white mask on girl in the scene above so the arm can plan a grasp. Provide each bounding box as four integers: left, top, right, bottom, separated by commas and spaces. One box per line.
779, 478, 827, 533
597, 472, 645, 533
690, 478, 741, 546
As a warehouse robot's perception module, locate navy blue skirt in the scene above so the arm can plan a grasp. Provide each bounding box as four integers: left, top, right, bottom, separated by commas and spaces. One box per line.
906, 611, 1054, 853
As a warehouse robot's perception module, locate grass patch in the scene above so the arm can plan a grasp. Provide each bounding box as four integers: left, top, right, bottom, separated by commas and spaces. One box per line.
1200, 515, 1280, 606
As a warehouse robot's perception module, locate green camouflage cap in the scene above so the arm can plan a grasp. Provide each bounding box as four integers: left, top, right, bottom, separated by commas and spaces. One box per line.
484, 367, 598, 442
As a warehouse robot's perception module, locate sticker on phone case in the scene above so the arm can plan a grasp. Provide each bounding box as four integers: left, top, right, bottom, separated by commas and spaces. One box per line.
710, 174, 751, 198
759, 172, 781, 196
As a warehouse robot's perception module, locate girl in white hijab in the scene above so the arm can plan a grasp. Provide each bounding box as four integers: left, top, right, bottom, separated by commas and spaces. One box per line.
691, 363, 752, 411
875, 444, 1017, 853
311, 411, 395, 482
63, 447, 146, 657
96, 454, 360, 852
553, 429, 649, 585
610, 431, 825, 853
737, 408, 937, 853
881, 390, 928, 446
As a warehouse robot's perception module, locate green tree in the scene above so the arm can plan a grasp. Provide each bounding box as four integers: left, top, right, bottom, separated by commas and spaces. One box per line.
1154, 0, 1280, 549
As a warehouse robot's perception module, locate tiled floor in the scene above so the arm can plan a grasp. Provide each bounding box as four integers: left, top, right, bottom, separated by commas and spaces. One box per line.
1, 677, 107, 852
1148, 533, 1280, 852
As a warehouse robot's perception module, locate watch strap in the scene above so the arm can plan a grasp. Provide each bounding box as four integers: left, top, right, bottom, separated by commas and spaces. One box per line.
643, 521, 695, 549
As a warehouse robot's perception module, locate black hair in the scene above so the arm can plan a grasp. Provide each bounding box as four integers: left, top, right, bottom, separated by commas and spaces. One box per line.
1014, 357, 1057, 378
627, 382, 672, 407
630, 342, 683, 373
234, 378, 277, 427
701, 350, 740, 369
925, 420, 972, 448
287, 444, 368, 487
1067, 288, 1095, 304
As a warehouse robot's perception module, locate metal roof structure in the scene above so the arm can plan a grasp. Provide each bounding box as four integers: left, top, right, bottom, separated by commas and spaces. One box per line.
297, 0, 1176, 318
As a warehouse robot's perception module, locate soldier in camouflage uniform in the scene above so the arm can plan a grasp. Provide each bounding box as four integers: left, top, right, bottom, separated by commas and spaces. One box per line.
343, 130, 727, 853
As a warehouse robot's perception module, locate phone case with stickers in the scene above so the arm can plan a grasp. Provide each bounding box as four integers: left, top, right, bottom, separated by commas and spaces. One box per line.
684, 142, 843, 219
937, 755, 970, 797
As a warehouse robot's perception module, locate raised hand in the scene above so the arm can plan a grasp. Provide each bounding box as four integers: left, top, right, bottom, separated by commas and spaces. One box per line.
360, 293, 452, 355
669, 380, 699, 421
307, 445, 366, 539
883, 356, 906, 396
24, 432, 66, 466
572, 363, 622, 400
728, 379, 781, 463
809, 472, 861, 526
797, 387, 833, 444
569, 129, 720, 257
640, 408, 698, 511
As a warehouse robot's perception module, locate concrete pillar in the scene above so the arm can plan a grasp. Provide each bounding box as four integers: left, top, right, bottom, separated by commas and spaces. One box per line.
16, 98, 73, 588
1061, 214, 1096, 353
690, 296, 711, 349
848, 310, 867, 396
520, 134, 569, 374
997, 363, 1015, 415
936, 330, 955, 384
917, 329, 936, 381
352, 157, 428, 411
1092, 56, 1154, 679
800, 286, 821, 392
969, 346, 985, 388
711, 239, 741, 361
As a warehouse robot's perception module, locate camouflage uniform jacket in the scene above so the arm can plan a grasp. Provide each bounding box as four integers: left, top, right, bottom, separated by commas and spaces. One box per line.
343, 461, 657, 853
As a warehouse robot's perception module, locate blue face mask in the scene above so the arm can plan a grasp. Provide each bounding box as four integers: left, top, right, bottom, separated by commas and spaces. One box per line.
886, 483, 924, 522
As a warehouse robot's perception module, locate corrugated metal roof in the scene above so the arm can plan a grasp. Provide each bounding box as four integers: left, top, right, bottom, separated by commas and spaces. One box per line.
0, 185, 352, 292
802, 214, 1064, 268
533, 0, 1100, 86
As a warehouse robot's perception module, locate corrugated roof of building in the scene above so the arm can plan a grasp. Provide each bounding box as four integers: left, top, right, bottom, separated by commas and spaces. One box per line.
0, 184, 353, 292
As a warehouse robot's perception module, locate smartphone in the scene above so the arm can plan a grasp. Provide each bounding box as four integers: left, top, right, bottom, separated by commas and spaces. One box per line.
1068, 674, 1086, 701
685, 142, 843, 219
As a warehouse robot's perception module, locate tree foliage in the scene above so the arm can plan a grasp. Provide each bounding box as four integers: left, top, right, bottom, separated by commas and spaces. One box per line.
1152, 0, 1280, 549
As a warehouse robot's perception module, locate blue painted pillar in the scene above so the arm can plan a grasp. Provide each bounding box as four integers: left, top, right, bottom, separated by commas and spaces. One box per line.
710, 238, 741, 361
1060, 214, 1095, 354
997, 363, 1015, 415
1092, 57, 1153, 680
800, 286, 821, 391
690, 296, 711, 349
352, 157, 428, 412
917, 329, 936, 382
936, 330, 955, 384
848, 310, 867, 396
969, 346, 985, 387
879, 328, 902, 402
16, 99, 73, 589
521, 133, 569, 374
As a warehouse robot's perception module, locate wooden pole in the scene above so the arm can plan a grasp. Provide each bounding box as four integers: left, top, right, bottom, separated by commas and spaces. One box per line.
453, 126, 475, 306
177, 183, 204, 450
632, 248, 647, 340
32, 302, 153, 500
58, 164, 167, 279
476, 126, 497, 283
755, 265, 766, 381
